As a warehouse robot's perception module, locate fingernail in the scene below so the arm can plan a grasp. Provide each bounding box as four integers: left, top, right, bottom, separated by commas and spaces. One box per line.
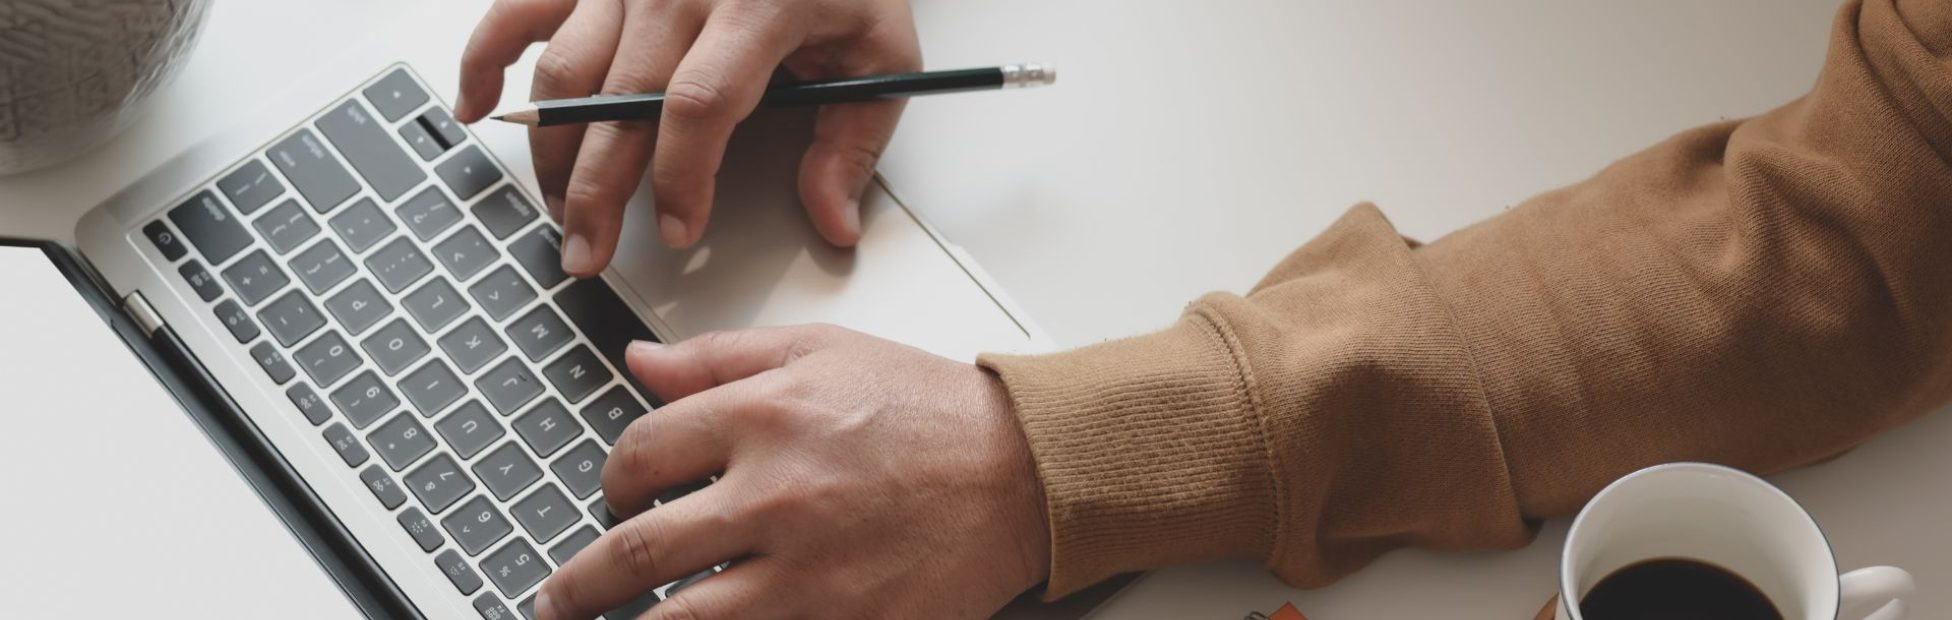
842, 198, 862, 237
561, 233, 592, 275
659, 213, 690, 248
536, 592, 561, 620
626, 340, 663, 360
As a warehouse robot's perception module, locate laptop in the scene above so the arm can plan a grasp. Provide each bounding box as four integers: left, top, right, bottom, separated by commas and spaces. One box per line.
4, 54, 1133, 618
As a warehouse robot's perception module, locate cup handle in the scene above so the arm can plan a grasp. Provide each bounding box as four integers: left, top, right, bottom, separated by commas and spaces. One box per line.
1839, 566, 1913, 620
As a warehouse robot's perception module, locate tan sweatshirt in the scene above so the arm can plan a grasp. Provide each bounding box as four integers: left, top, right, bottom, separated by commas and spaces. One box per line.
979, 0, 1952, 598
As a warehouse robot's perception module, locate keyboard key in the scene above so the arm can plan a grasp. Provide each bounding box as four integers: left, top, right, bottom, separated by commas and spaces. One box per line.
435, 400, 505, 459
443, 495, 515, 556
472, 185, 539, 240
547, 525, 600, 565
474, 595, 517, 620
556, 278, 660, 396
213, 299, 261, 343
318, 99, 426, 202
520, 596, 539, 620
142, 220, 189, 261
398, 119, 442, 161
167, 190, 253, 264
656, 480, 707, 507
324, 279, 391, 336
249, 341, 295, 384
398, 507, 445, 552
327, 197, 398, 253
360, 464, 408, 509
606, 592, 661, 620
434, 226, 499, 281
512, 484, 579, 543
368, 412, 437, 471
468, 265, 537, 321
287, 383, 332, 425
543, 346, 611, 404
177, 260, 223, 302
256, 290, 325, 347
512, 398, 581, 458
405, 454, 475, 514
361, 318, 432, 376
330, 370, 400, 428
435, 145, 503, 200
402, 277, 469, 332
323, 422, 370, 467
507, 227, 569, 290
397, 186, 463, 241
421, 107, 467, 147
476, 357, 544, 415
217, 158, 286, 216
268, 128, 359, 213
481, 539, 550, 598
400, 360, 466, 419
504, 305, 572, 362
435, 549, 485, 595
293, 331, 361, 387
587, 497, 621, 530
440, 317, 510, 375
362, 68, 429, 122
253, 199, 321, 255
290, 238, 361, 294
220, 250, 290, 306
551, 440, 607, 499
366, 236, 435, 293
473, 442, 543, 501
579, 386, 647, 446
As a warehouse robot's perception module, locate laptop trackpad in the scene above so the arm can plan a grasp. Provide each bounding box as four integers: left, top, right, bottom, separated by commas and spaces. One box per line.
0, 246, 356, 617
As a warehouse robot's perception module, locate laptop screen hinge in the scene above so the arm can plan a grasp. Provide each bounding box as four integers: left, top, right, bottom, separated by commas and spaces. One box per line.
121, 291, 166, 337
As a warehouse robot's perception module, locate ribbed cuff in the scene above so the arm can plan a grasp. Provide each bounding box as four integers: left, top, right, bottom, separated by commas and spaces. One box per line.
978, 311, 1278, 599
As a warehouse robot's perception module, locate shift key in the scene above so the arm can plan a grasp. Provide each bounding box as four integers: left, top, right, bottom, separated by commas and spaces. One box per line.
318, 99, 425, 203
166, 190, 253, 264
268, 128, 359, 214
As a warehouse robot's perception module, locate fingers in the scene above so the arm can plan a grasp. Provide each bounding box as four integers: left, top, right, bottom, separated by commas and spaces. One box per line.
651, 7, 806, 248
456, 0, 577, 122
528, 0, 627, 219
625, 326, 837, 403
536, 483, 753, 620
600, 381, 744, 516
796, 98, 906, 247
558, 2, 706, 276
643, 560, 789, 620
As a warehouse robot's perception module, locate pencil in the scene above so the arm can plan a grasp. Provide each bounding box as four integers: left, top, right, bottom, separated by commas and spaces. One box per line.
491, 64, 1056, 127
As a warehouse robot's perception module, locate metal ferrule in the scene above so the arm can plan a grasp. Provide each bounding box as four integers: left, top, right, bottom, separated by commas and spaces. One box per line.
1000, 63, 1058, 88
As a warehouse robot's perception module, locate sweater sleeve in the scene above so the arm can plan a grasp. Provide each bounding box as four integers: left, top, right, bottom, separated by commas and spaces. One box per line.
980, 0, 1952, 598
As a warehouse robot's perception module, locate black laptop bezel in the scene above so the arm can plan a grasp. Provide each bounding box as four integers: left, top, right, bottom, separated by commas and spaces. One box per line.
0, 236, 420, 619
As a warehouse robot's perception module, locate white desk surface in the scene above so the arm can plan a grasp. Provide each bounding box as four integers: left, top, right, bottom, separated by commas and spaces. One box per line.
5, 1, 1944, 618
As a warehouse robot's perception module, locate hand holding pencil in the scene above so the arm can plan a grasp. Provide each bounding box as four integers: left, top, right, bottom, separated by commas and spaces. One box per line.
457, 0, 1050, 281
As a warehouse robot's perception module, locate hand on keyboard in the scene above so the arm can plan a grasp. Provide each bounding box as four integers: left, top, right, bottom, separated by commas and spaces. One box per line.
456, 0, 922, 275
530, 325, 1048, 619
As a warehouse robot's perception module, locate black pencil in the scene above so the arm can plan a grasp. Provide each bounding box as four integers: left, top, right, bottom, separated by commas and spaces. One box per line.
491, 64, 1055, 127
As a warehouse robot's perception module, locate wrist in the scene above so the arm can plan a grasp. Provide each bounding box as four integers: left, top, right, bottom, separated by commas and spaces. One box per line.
976, 366, 1053, 593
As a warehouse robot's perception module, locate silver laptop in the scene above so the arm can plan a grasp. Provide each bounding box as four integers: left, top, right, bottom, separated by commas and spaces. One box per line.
4, 63, 1130, 618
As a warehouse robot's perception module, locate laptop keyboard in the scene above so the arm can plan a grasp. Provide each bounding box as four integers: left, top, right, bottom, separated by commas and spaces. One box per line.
134, 66, 711, 619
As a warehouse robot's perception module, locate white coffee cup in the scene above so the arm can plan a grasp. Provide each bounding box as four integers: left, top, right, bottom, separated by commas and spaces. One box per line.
1555, 462, 1913, 620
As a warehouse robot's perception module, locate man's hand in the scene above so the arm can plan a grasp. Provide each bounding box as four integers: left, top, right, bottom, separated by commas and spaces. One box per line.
457, 0, 923, 275
536, 325, 1051, 619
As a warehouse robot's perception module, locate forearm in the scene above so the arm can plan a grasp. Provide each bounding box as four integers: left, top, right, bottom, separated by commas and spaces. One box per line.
984, 0, 1952, 597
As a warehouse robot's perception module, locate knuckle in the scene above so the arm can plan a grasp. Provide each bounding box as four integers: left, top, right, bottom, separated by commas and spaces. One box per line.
532, 50, 585, 95
650, 595, 702, 620
662, 78, 731, 122
612, 521, 665, 579
562, 170, 613, 209
601, 65, 666, 95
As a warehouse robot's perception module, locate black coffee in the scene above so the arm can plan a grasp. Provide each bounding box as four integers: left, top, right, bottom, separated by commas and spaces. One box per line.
1579, 558, 1784, 620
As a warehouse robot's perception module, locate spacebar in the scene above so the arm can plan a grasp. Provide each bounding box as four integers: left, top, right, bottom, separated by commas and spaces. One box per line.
555, 278, 661, 396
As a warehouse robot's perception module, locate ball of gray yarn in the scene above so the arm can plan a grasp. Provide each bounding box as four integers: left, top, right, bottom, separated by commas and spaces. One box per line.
0, 0, 211, 175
